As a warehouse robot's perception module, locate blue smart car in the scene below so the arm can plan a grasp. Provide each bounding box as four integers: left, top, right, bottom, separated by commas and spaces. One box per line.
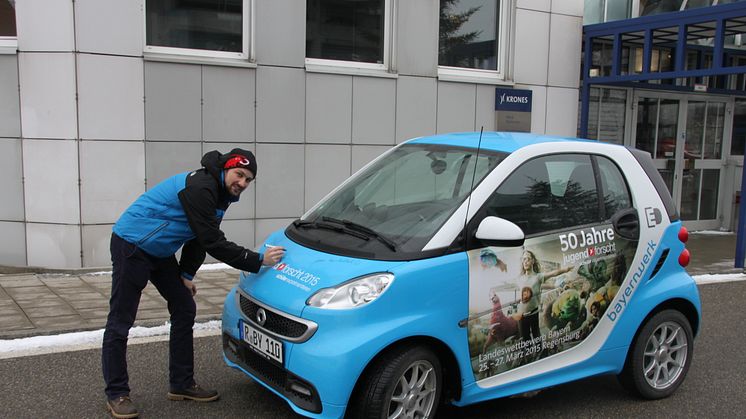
222, 132, 700, 418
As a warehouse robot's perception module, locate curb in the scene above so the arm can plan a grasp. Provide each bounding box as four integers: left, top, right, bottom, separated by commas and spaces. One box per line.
0, 314, 223, 340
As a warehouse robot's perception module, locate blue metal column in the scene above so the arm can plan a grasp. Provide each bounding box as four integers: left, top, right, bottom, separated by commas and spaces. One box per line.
611, 32, 621, 77
737, 164, 746, 269
643, 29, 652, 75
675, 24, 687, 72
580, 33, 593, 138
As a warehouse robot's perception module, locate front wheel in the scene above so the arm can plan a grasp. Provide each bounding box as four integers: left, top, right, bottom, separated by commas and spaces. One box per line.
618, 309, 694, 399
349, 345, 442, 419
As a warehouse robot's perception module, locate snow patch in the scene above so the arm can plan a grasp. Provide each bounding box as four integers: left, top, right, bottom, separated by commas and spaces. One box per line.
693, 273, 746, 284
0, 320, 221, 360
80, 263, 235, 277
689, 230, 734, 236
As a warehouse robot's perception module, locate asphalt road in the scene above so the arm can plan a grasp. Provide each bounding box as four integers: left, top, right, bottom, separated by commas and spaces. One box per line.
0, 281, 743, 419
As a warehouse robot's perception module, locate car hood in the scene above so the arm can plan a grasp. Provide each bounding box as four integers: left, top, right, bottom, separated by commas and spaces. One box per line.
239, 230, 404, 317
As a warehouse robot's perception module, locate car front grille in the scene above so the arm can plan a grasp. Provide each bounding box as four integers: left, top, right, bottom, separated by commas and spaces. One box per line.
239, 293, 310, 339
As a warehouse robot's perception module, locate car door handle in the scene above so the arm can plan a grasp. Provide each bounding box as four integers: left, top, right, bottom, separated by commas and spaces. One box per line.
611, 208, 640, 240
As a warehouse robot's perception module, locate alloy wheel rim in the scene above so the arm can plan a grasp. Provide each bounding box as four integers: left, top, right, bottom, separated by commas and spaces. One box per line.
387, 360, 437, 419
642, 320, 688, 390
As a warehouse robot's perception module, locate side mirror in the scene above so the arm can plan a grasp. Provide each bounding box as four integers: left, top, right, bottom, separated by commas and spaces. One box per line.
475, 216, 525, 247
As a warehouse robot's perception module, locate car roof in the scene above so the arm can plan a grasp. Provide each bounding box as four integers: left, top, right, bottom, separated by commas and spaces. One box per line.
407, 131, 594, 153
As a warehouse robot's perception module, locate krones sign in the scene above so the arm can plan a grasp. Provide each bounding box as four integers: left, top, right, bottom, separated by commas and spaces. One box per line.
494, 87, 532, 132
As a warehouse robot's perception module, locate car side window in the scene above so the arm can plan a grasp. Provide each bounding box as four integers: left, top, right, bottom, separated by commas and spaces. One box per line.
596, 155, 633, 216
480, 154, 602, 236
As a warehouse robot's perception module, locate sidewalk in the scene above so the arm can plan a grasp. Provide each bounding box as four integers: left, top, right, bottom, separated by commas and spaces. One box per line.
0, 268, 239, 339
0, 232, 740, 339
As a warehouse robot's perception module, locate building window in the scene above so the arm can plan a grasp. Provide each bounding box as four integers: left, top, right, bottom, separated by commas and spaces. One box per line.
0, 0, 16, 52
145, 0, 250, 60
438, 0, 511, 82
584, 0, 632, 24
306, 0, 392, 71
731, 99, 746, 156
582, 87, 627, 145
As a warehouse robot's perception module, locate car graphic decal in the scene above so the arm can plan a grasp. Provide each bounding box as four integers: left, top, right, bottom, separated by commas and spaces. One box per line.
467, 223, 637, 381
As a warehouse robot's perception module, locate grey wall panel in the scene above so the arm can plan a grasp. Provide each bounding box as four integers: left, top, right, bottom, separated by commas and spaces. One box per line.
18, 53, 78, 139
82, 224, 114, 268
203, 66, 255, 143
205, 142, 256, 220
306, 73, 352, 143
514, 8, 549, 86
396, 0, 438, 77
255, 218, 295, 248
517, 0, 551, 12
256, 66, 305, 143
78, 54, 144, 140
476, 85, 496, 132
551, 0, 583, 16
26, 223, 81, 269
437, 82, 476, 134
74, 0, 143, 56
144, 62, 201, 141
80, 141, 145, 224
395, 76, 436, 143
0, 221, 26, 266
23, 139, 79, 224
0, 56, 20, 137
516, 84, 547, 134
351, 145, 390, 173
15, 0, 75, 52
304, 144, 351, 211
546, 87, 579, 136
255, 143, 304, 218
352, 77, 396, 145
255, 0, 305, 67
145, 141, 202, 189
0, 139, 23, 221
217, 219, 255, 256
548, 14, 582, 89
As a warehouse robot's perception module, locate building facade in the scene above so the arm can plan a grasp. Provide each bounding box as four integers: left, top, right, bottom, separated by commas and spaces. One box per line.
0, 0, 584, 268
581, 0, 746, 233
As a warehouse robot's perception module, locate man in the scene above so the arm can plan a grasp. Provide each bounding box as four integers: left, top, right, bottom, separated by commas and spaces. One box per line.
102, 148, 285, 418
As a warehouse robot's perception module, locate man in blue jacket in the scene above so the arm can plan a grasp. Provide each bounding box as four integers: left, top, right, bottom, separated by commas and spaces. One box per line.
103, 148, 285, 418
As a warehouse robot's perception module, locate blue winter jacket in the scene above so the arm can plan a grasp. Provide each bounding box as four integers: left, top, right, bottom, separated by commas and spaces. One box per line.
113, 151, 262, 279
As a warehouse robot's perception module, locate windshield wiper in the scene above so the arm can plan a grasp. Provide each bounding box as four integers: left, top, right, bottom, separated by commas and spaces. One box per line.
293, 219, 370, 241
321, 217, 398, 252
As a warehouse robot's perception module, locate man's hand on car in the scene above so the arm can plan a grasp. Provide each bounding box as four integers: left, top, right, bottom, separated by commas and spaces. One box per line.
263, 246, 286, 266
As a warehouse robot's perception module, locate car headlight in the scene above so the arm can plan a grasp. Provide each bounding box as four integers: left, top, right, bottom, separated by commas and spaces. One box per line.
306, 273, 394, 309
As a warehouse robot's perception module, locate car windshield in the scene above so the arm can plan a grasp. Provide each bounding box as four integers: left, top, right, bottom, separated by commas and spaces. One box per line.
291, 143, 507, 258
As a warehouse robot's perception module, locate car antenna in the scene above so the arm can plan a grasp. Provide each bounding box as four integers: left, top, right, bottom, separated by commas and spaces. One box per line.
462, 126, 484, 249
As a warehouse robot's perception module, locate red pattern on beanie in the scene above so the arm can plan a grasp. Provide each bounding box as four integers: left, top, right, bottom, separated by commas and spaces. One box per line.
224, 154, 251, 170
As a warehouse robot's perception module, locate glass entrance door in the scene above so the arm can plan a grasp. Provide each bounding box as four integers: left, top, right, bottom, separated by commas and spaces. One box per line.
632, 92, 729, 229
680, 100, 725, 223
633, 95, 680, 196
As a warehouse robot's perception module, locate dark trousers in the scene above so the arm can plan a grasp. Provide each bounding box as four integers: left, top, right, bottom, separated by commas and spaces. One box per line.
102, 233, 196, 399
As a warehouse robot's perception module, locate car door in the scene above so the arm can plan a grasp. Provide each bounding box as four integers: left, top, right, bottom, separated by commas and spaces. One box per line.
464, 152, 640, 385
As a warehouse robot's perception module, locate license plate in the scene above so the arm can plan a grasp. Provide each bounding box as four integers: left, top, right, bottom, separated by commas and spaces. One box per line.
241, 321, 283, 364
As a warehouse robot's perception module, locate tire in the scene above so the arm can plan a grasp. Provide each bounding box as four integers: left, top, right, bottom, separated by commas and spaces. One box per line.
618, 309, 694, 399
349, 345, 442, 419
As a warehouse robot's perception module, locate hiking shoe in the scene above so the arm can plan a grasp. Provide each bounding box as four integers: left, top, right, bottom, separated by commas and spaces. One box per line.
106, 395, 139, 418
167, 384, 220, 402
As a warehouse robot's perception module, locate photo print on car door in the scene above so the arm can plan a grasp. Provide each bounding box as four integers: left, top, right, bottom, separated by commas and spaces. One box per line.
467, 224, 637, 381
